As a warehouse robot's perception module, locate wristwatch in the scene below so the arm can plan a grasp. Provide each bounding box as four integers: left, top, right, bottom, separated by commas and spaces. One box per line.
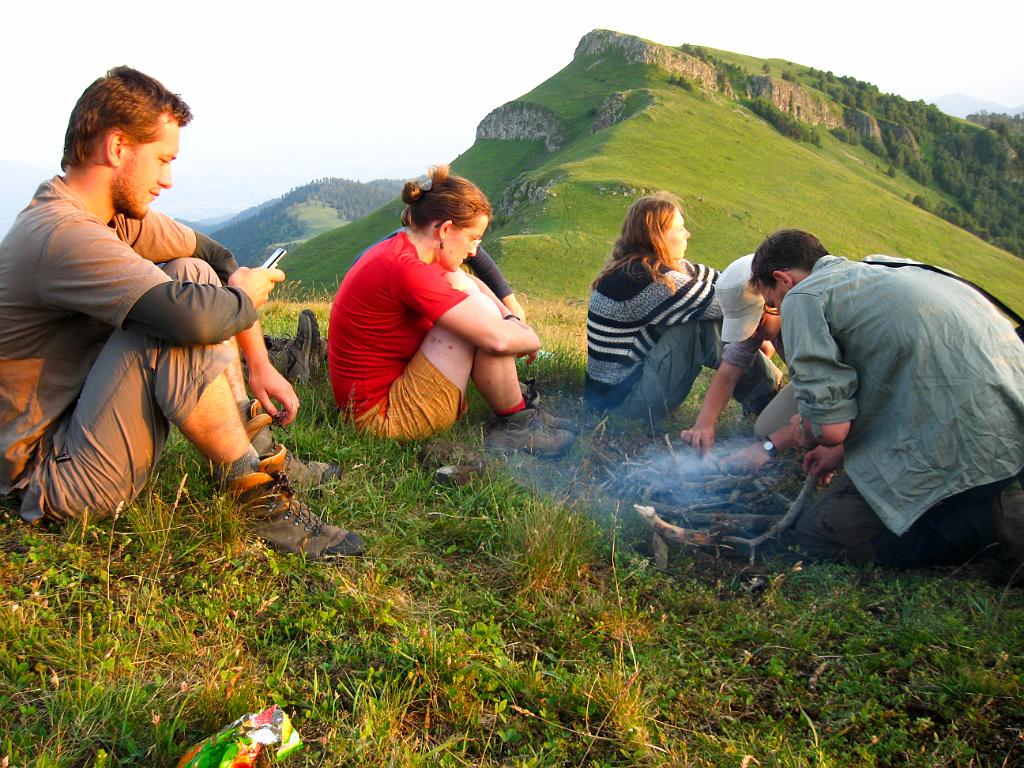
762, 439, 779, 458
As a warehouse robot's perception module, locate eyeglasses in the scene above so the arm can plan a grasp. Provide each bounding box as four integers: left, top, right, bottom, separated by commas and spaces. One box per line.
456, 226, 484, 247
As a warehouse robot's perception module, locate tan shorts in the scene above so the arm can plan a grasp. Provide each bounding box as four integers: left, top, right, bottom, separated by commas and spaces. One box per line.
354, 351, 466, 440
754, 382, 797, 439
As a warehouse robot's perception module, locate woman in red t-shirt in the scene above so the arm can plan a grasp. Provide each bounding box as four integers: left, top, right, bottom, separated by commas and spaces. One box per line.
328, 165, 576, 455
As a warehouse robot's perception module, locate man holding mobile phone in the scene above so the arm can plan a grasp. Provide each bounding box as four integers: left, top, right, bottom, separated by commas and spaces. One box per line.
0, 67, 363, 558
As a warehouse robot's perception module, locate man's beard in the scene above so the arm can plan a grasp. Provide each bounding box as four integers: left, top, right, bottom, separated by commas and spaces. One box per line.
111, 160, 149, 220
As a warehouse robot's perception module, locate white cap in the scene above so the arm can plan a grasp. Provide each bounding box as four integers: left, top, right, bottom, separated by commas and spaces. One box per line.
717, 254, 764, 342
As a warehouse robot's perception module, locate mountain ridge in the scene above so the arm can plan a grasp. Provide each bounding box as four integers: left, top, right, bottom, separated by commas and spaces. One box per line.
282, 29, 1024, 311
202, 176, 403, 266
931, 92, 1024, 119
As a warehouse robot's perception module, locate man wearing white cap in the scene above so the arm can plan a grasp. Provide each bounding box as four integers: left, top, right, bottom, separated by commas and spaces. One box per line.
680, 253, 792, 464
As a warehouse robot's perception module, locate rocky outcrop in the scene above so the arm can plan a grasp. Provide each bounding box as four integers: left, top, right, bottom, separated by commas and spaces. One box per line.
879, 119, 921, 159
575, 29, 720, 92
496, 177, 557, 218
843, 107, 882, 143
592, 92, 627, 133
476, 102, 568, 153
747, 76, 841, 128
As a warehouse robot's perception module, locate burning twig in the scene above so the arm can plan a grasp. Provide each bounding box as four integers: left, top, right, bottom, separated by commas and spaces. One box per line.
663, 510, 784, 528
723, 473, 817, 562
633, 505, 721, 546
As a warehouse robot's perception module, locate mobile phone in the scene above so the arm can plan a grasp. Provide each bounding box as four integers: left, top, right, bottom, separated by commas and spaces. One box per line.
261, 247, 287, 270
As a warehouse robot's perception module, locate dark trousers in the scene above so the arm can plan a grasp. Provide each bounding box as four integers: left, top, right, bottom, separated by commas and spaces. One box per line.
792, 475, 1012, 567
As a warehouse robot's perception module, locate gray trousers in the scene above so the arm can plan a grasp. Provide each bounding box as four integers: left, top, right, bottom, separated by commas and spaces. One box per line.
20, 258, 234, 522
618, 319, 783, 431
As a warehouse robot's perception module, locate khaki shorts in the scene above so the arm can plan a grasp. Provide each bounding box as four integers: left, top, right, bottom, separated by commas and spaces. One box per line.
354, 351, 466, 440
754, 382, 796, 439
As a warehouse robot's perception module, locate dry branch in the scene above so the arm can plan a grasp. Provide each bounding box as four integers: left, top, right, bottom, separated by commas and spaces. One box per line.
633, 473, 818, 563
633, 505, 721, 546
723, 473, 817, 561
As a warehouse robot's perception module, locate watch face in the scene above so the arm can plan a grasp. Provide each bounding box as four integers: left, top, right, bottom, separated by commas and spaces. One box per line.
763, 440, 775, 453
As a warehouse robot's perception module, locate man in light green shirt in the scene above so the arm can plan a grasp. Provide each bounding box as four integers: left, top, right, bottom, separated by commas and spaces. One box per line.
748, 229, 1024, 567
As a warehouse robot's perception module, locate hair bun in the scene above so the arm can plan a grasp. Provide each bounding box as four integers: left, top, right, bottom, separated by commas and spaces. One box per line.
401, 180, 424, 204
428, 164, 451, 187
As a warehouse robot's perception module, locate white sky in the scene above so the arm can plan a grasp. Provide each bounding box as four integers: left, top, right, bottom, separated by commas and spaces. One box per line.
2, 0, 1022, 220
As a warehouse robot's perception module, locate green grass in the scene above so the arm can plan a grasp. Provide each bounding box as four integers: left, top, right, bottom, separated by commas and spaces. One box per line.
2, 300, 1022, 767
284, 40, 1024, 313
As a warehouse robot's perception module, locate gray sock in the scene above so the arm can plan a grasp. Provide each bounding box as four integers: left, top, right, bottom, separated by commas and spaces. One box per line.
219, 445, 261, 484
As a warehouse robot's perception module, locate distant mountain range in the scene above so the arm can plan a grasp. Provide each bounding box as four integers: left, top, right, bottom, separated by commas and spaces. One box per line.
195, 177, 403, 266
931, 93, 1024, 119
284, 29, 1024, 313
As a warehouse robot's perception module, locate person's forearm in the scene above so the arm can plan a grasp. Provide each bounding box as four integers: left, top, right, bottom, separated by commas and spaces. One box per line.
694, 363, 744, 429
768, 423, 799, 451
236, 319, 272, 371
124, 282, 256, 345
501, 293, 526, 322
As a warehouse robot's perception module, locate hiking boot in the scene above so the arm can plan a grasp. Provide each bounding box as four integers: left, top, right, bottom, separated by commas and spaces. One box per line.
520, 378, 580, 434
242, 399, 276, 455
485, 408, 575, 457
269, 309, 321, 383
281, 451, 342, 488
240, 400, 342, 488
229, 446, 364, 558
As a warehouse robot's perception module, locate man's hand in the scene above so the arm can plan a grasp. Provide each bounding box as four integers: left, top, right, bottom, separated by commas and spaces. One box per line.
247, 359, 299, 426
721, 442, 771, 473
803, 444, 845, 484
680, 424, 715, 455
228, 267, 285, 310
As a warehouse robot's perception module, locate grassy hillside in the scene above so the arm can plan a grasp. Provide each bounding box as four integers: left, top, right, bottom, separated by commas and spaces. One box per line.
208, 178, 402, 266
284, 34, 1024, 313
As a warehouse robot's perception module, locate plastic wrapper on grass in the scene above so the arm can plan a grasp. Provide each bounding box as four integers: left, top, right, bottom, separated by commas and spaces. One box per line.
177, 705, 302, 767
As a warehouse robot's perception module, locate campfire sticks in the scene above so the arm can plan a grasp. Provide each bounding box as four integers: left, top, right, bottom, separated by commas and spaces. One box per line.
723, 473, 817, 559
634, 473, 818, 564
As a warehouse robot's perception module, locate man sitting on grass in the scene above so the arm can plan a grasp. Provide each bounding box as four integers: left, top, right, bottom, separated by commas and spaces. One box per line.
0, 66, 362, 558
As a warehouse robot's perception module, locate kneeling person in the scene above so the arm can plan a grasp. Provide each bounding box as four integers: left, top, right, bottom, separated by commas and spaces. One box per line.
747, 229, 1024, 567
681, 253, 793, 460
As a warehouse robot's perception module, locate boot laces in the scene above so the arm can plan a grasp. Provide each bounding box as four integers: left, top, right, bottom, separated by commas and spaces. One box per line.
268, 474, 326, 536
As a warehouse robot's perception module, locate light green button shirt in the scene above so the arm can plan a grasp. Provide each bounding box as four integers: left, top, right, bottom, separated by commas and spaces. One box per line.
781, 255, 1024, 535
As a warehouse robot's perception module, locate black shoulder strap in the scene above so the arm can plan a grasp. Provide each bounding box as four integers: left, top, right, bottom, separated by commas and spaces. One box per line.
865, 259, 1024, 339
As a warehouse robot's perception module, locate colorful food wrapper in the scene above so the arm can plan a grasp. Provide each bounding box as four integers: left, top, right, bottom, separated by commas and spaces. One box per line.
177, 705, 302, 767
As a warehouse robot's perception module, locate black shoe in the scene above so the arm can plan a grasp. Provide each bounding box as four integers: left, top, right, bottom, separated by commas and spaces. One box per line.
269, 310, 321, 383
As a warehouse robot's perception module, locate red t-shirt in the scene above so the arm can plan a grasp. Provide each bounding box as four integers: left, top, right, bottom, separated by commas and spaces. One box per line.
328, 231, 468, 414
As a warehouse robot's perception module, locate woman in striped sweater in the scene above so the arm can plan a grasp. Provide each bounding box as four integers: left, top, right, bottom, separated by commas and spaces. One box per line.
585, 193, 781, 430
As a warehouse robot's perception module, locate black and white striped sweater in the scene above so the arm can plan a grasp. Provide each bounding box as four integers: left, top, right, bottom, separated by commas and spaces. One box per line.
585, 261, 721, 406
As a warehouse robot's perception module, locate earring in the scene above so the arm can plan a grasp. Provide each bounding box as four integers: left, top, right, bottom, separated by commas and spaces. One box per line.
440, 240, 445, 251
